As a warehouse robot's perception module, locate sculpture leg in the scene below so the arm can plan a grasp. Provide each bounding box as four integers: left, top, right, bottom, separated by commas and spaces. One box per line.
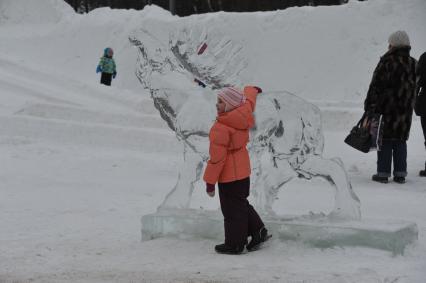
158, 143, 204, 210
251, 151, 296, 216
298, 155, 361, 221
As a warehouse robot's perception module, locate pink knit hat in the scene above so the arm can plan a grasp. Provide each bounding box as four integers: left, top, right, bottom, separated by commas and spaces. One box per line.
218, 87, 246, 112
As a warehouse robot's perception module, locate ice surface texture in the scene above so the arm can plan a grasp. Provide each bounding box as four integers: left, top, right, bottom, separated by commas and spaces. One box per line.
130, 25, 361, 220
142, 209, 418, 255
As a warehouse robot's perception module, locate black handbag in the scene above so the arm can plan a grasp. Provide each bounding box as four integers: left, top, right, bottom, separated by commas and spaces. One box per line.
344, 113, 372, 153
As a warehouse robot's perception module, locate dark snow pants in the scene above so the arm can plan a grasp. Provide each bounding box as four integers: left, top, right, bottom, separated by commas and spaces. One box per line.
218, 177, 264, 247
421, 116, 426, 148
100, 72, 112, 86
377, 139, 407, 177
422, 116, 426, 168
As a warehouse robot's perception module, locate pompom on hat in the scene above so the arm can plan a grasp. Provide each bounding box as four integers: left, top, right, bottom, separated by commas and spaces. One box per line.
218, 87, 246, 112
388, 30, 410, 47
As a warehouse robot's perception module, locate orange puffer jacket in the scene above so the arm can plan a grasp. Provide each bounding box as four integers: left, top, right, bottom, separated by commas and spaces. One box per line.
203, 86, 260, 184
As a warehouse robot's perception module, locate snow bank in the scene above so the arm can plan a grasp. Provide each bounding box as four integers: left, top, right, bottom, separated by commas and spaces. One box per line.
0, 0, 424, 104
1, 1, 426, 283
0, 0, 75, 24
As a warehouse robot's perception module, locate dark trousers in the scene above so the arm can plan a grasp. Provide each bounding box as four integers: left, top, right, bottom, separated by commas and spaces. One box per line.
218, 177, 264, 247
422, 116, 426, 168
100, 72, 112, 86
422, 116, 426, 148
377, 139, 407, 177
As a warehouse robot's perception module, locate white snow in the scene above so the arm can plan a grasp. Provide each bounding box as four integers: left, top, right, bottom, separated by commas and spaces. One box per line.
0, 0, 425, 282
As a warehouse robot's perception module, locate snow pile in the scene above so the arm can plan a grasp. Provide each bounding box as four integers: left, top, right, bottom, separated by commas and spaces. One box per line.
0, 0, 75, 24
0, 0, 426, 282
0, 0, 425, 104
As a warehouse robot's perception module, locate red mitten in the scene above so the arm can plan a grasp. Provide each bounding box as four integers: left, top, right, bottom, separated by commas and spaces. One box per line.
253, 86, 262, 93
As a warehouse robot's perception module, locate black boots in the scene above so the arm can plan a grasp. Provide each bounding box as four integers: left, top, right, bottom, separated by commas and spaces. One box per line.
373, 174, 407, 184
420, 165, 426, 177
214, 227, 272, 254
372, 174, 388, 183
393, 176, 406, 184
246, 227, 271, 252
214, 243, 245, 255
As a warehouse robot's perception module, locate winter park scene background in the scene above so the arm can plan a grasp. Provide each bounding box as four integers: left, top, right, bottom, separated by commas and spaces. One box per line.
1, 0, 426, 282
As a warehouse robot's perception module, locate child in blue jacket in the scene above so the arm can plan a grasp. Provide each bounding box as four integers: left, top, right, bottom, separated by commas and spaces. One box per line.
96, 47, 117, 86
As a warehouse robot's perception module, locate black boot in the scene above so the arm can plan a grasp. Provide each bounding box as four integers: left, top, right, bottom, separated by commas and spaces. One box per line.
393, 176, 406, 184
372, 174, 388, 183
247, 227, 271, 252
420, 165, 426, 177
214, 243, 245, 255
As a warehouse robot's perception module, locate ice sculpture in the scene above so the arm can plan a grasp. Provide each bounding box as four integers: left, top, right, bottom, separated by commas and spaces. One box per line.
131, 23, 418, 254
129, 25, 361, 221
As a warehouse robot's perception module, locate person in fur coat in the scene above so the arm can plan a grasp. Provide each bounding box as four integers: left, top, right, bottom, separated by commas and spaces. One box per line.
364, 31, 417, 184
415, 51, 426, 176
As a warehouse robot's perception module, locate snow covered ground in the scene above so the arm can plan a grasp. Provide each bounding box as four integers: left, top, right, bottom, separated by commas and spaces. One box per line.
0, 0, 426, 282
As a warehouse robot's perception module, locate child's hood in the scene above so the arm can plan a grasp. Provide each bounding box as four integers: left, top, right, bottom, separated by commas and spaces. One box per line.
216, 102, 254, 130
103, 47, 114, 58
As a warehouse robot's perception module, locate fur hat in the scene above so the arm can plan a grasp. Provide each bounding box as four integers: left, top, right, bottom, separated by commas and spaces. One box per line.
388, 31, 410, 47
218, 87, 246, 112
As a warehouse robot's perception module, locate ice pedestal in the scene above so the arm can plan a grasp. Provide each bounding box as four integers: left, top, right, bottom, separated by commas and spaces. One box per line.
141, 209, 418, 255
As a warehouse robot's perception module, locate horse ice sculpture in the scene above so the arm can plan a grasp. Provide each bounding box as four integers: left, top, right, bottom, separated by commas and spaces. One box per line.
130, 26, 361, 221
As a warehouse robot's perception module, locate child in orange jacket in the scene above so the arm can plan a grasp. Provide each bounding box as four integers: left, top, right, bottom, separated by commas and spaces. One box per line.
203, 85, 271, 254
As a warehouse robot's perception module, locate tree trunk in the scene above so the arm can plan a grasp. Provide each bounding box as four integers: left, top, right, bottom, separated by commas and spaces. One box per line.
169, 0, 176, 15
84, 0, 89, 12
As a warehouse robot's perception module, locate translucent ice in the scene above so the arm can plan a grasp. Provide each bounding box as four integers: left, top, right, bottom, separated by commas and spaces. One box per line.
130, 24, 361, 221
142, 209, 418, 255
